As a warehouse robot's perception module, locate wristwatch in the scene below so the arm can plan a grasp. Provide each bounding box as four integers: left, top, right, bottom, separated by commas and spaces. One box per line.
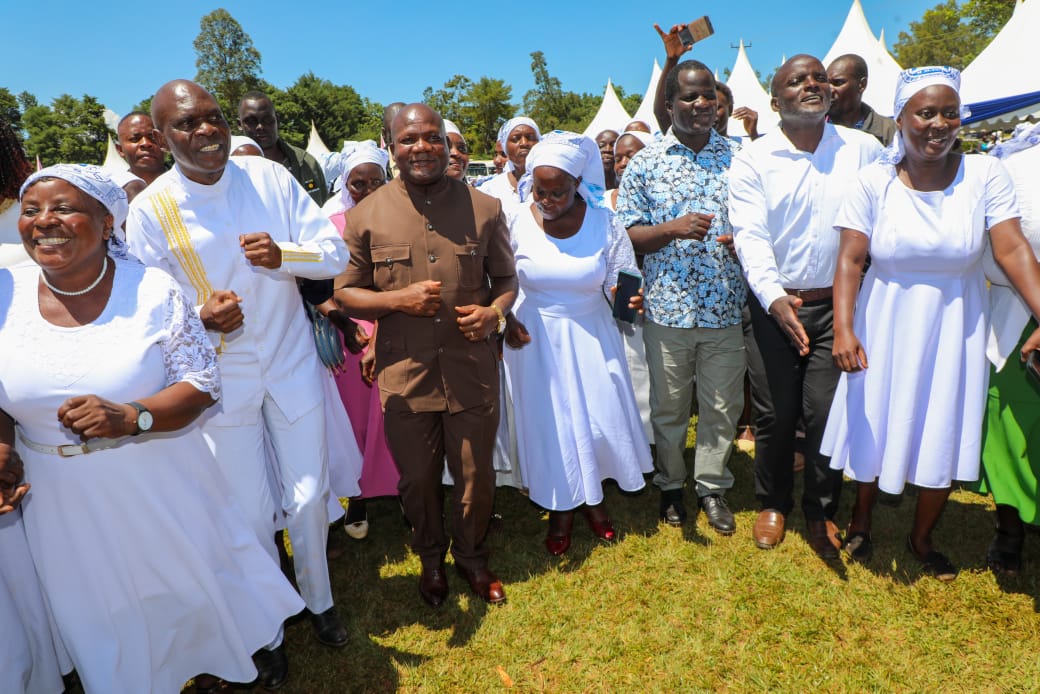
128, 401, 154, 435
490, 303, 506, 335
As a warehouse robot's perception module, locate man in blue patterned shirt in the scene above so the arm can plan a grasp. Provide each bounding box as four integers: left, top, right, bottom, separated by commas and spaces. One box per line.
616, 60, 747, 534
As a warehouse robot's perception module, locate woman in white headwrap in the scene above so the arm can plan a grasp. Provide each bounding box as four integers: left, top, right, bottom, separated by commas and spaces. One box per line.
822, 68, 1040, 580
476, 116, 540, 205
972, 121, 1040, 575
320, 142, 398, 539
504, 131, 652, 555
3, 164, 303, 690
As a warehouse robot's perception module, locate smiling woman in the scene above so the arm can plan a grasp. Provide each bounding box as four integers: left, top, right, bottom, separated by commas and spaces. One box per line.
822, 67, 1040, 580
2, 164, 303, 691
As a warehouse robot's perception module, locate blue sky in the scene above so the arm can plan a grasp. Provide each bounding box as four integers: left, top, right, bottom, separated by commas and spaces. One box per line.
2, 1, 940, 120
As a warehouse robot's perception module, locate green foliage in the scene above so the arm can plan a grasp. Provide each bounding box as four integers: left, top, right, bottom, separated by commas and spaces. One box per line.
267, 73, 379, 150
894, 0, 1015, 69
0, 88, 22, 138
422, 75, 514, 158
193, 8, 263, 117
522, 51, 575, 129
21, 94, 110, 166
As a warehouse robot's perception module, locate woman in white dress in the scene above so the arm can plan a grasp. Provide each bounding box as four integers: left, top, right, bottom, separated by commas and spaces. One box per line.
476, 116, 541, 207
1, 165, 303, 692
504, 131, 652, 555
822, 68, 1040, 580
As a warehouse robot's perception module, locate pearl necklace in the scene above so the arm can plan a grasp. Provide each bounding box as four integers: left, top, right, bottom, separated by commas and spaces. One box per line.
41, 256, 109, 297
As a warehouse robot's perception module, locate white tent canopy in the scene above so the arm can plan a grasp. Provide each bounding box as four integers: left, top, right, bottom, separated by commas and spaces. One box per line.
102, 134, 128, 172
582, 79, 631, 138
305, 121, 330, 159
631, 59, 663, 135
724, 40, 776, 136
962, 0, 1040, 126
822, 0, 902, 117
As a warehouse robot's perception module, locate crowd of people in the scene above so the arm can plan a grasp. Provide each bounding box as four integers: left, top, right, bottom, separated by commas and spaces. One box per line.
1, 21, 1039, 693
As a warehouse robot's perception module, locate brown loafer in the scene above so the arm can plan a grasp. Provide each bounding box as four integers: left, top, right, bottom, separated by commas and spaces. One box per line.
753, 510, 785, 549
806, 519, 841, 560
456, 565, 506, 605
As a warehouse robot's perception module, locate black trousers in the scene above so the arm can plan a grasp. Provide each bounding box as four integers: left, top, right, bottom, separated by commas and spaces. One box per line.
746, 296, 843, 520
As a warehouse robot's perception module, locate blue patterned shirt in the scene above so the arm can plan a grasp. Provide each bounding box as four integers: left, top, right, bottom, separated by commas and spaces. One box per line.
616, 130, 746, 329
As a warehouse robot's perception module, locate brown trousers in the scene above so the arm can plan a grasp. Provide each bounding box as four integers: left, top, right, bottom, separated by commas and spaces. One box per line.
383, 401, 498, 571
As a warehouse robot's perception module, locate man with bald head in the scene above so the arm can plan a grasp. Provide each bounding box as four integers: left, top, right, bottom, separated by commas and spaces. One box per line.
827, 54, 897, 146
729, 56, 882, 558
126, 80, 350, 687
337, 103, 517, 607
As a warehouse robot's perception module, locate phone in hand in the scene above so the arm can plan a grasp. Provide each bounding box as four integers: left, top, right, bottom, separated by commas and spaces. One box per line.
613, 270, 643, 323
678, 16, 714, 47
1027, 350, 1040, 387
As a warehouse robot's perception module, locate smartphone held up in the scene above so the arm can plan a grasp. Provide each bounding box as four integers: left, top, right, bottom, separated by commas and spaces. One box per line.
678, 16, 714, 47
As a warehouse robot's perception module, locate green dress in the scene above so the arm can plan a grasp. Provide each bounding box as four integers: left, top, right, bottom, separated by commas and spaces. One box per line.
977, 319, 1040, 524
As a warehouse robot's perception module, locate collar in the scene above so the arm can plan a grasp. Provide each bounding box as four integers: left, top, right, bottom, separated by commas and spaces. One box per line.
171, 159, 232, 196
396, 174, 454, 203
769, 122, 838, 155
663, 129, 730, 158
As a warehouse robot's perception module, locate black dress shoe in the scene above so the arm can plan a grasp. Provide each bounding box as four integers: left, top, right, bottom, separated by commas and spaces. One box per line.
660, 489, 686, 526
310, 606, 349, 648
419, 564, 449, 607
700, 494, 735, 535
252, 644, 289, 690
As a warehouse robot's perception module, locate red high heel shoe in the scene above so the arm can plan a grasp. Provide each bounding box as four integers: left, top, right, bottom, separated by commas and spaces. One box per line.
545, 510, 574, 555
583, 504, 616, 542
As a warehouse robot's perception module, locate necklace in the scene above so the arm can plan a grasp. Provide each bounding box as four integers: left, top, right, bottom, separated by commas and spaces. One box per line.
41, 256, 109, 297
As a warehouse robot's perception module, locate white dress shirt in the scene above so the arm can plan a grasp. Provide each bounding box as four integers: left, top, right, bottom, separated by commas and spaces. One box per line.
730, 122, 882, 309
126, 156, 349, 425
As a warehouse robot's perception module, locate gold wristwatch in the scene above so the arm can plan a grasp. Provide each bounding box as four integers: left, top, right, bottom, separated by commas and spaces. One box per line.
490, 303, 506, 334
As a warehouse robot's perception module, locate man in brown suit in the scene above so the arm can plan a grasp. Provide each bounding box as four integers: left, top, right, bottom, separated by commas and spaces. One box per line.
337, 103, 517, 606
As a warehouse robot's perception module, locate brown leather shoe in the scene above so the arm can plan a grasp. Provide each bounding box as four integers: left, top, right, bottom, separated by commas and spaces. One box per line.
806, 519, 841, 560
418, 564, 449, 607
753, 510, 785, 549
456, 565, 506, 605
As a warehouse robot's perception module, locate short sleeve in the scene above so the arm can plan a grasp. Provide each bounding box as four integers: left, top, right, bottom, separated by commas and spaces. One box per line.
160, 277, 221, 399
615, 152, 654, 229
602, 210, 640, 299
833, 165, 880, 239
984, 157, 1020, 229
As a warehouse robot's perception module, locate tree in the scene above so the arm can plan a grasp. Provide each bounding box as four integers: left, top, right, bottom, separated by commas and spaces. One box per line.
893, 0, 1014, 69
522, 51, 573, 128
22, 94, 110, 166
193, 9, 263, 116
270, 73, 380, 150
462, 77, 514, 157
0, 88, 22, 137
422, 75, 473, 126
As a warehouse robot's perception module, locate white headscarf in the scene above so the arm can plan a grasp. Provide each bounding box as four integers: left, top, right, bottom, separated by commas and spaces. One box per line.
323, 140, 389, 205
517, 130, 606, 208
614, 131, 655, 154
989, 121, 1040, 161
496, 117, 541, 173
20, 164, 132, 260
879, 66, 970, 166
444, 119, 463, 137
230, 135, 262, 155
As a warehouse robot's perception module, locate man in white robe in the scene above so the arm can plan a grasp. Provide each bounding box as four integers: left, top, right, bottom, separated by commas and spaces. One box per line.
126, 79, 349, 686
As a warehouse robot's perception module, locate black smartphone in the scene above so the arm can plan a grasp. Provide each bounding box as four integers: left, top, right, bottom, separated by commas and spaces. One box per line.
1027, 350, 1040, 387
613, 270, 642, 323
678, 16, 715, 47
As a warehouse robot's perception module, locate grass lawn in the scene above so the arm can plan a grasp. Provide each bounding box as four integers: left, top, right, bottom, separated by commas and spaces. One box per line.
269, 441, 1040, 693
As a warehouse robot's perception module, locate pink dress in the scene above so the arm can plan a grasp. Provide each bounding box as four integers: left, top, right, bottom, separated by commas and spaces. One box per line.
330, 211, 400, 498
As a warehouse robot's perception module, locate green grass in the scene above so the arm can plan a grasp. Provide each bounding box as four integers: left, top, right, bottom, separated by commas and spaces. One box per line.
266, 440, 1040, 693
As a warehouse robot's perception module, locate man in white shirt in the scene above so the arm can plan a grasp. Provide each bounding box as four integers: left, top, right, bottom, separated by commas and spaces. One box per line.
730, 55, 881, 558
126, 80, 350, 688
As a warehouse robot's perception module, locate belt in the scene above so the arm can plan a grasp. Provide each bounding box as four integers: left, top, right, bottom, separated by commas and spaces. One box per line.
17, 429, 130, 457
785, 287, 833, 303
